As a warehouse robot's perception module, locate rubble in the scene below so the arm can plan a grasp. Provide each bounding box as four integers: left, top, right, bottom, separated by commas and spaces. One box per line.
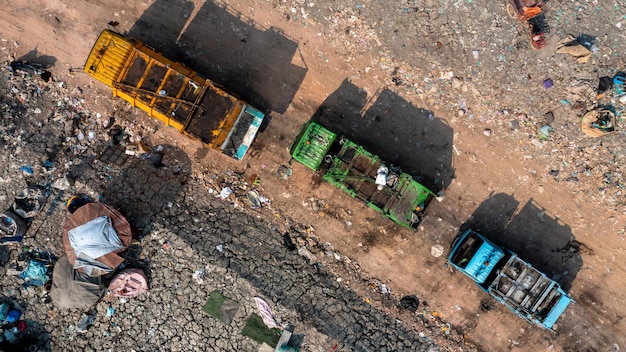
2, 0, 626, 349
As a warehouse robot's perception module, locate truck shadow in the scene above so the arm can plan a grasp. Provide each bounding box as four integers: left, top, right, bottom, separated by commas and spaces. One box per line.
461, 192, 583, 291
97, 144, 191, 234
311, 78, 455, 192
15, 48, 57, 68
127, 0, 307, 114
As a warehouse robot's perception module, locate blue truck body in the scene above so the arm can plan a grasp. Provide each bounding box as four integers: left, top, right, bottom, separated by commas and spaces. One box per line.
448, 229, 573, 330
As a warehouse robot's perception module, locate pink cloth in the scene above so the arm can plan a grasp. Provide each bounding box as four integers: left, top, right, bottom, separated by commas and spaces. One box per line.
253, 296, 278, 329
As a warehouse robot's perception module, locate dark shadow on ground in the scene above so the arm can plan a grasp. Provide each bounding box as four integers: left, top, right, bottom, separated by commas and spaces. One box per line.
98, 144, 191, 234
312, 78, 455, 192
16, 48, 57, 68
127, 0, 307, 114
461, 192, 582, 291
0, 298, 51, 352
125, 0, 194, 60
172, 201, 437, 350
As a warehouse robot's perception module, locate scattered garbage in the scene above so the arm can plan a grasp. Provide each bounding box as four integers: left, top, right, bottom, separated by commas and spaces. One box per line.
282, 233, 297, 251
247, 190, 270, 209
275, 323, 304, 352
5, 309, 22, 323
597, 76, 614, 94
297, 247, 317, 264
506, 0, 549, 49
430, 245, 444, 257
193, 269, 205, 284
581, 108, 616, 137
556, 35, 593, 63
543, 78, 553, 89
400, 295, 420, 312
615, 73, 626, 95
52, 177, 71, 191
0, 213, 20, 238
105, 307, 115, 317
276, 165, 293, 180
0, 303, 9, 321
13, 187, 49, 218
19, 166, 34, 175
64, 194, 92, 214
76, 313, 95, 333
0, 299, 28, 347
543, 111, 554, 124
538, 125, 552, 140
219, 187, 232, 200
9, 61, 52, 82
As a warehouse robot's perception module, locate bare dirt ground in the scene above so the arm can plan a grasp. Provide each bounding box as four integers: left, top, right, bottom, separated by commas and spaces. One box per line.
2, 0, 626, 351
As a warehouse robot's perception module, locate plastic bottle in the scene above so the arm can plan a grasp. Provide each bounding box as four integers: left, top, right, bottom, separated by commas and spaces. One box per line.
219, 187, 232, 199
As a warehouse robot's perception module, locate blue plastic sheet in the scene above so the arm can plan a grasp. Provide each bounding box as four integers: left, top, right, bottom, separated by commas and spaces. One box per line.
19, 259, 48, 286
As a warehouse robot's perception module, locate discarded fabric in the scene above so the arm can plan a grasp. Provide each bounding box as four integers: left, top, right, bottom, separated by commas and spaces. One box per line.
556, 35, 592, 63
254, 296, 279, 329
202, 290, 240, 324
19, 259, 48, 286
242, 313, 282, 347
107, 268, 148, 298
68, 215, 124, 275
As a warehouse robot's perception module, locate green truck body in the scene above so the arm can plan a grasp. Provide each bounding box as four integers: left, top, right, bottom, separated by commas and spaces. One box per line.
290, 122, 436, 229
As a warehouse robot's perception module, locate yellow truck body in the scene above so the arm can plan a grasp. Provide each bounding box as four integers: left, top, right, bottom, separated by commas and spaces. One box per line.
84, 30, 265, 160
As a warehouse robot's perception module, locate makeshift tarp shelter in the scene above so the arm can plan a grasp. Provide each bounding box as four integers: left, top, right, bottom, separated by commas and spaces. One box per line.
50, 256, 106, 309
62, 203, 132, 277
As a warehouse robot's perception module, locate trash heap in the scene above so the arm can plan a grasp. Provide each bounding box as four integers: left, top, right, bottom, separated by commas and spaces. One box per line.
51, 200, 148, 310
0, 299, 30, 349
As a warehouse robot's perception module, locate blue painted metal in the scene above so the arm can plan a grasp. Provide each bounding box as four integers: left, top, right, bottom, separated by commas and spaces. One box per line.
542, 288, 572, 329
448, 229, 573, 331
233, 106, 266, 160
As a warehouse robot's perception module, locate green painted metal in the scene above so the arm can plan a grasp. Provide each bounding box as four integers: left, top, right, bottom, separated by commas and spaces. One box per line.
322, 139, 436, 229
291, 121, 436, 229
290, 122, 337, 171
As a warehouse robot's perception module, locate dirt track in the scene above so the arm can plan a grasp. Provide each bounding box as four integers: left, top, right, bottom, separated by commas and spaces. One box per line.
2, 0, 626, 351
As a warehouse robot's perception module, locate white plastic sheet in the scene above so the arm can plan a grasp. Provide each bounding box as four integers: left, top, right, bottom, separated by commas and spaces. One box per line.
68, 216, 125, 274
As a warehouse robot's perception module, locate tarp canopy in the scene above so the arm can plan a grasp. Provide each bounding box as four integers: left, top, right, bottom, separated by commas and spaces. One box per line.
68, 216, 124, 275
63, 203, 132, 277
50, 256, 105, 309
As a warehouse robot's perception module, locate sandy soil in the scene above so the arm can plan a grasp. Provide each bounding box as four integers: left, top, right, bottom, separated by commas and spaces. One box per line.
2, 0, 626, 351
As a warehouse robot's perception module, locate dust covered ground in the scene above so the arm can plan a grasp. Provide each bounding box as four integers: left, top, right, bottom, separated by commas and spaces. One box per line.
1, 0, 626, 351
